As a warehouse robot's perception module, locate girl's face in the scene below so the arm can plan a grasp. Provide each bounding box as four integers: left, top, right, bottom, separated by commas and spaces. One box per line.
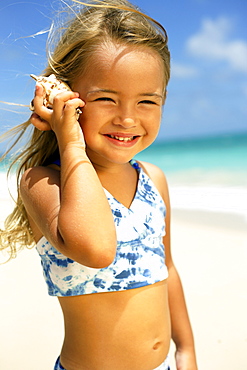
73, 42, 165, 169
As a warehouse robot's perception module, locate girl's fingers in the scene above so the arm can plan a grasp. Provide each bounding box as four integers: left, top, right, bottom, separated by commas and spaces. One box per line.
32, 85, 78, 121
51, 94, 85, 136
52, 92, 84, 113
31, 85, 85, 135
60, 97, 85, 119
32, 85, 53, 123
51, 96, 85, 143
30, 113, 52, 131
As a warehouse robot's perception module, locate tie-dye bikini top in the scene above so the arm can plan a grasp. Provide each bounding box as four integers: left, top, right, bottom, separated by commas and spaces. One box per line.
36, 159, 168, 296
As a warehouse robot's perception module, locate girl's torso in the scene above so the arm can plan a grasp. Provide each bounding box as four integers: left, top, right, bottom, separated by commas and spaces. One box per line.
58, 279, 170, 370
32, 160, 171, 369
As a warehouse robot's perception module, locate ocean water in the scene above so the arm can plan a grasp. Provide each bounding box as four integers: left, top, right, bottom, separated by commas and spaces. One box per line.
1, 133, 247, 218
136, 133, 247, 185
136, 133, 247, 218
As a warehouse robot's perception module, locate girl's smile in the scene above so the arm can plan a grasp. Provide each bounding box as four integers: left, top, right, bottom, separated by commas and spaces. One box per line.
104, 133, 140, 146
72, 42, 165, 167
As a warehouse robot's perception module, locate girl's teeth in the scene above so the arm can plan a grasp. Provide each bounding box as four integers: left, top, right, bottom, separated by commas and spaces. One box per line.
110, 135, 134, 142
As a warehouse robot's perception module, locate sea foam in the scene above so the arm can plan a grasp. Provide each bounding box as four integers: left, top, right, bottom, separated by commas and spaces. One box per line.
1, 171, 246, 220
169, 185, 247, 218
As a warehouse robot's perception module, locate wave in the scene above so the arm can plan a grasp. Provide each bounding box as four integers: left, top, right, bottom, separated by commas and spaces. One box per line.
169, 185, 247, 219
1, 171, 246, 221
0, 172, 17, 200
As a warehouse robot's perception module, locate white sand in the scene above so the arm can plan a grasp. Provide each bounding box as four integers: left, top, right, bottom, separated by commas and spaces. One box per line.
169, 210, 247, 370
0, 198, 247, 369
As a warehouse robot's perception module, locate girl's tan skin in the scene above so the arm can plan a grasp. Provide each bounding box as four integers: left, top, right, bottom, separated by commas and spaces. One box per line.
20, 43, 197, 370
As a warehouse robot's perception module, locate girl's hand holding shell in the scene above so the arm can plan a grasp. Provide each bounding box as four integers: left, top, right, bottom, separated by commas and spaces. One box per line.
30, 74, 85, 146
30, 74, 82, 117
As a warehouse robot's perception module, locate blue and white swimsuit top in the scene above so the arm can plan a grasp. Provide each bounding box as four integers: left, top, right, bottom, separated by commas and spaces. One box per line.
36, 159, 168, 296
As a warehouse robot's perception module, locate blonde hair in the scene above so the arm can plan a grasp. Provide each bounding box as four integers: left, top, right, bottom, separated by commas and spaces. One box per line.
0, 0, 170, 261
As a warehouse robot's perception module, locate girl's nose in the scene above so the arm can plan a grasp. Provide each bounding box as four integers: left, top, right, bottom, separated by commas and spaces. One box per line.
112, 106, 138, 128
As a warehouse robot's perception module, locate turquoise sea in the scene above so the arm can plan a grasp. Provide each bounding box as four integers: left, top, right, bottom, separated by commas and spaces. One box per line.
136, 133, 247, 218
1, 132, 247, 217
136, 132, 247, 186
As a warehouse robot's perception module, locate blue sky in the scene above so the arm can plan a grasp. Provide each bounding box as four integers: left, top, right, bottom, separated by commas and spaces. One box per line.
0, 0, 246, 142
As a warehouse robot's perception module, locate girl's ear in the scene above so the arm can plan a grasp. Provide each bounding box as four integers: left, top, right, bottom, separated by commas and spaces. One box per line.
30, 113, 52, 131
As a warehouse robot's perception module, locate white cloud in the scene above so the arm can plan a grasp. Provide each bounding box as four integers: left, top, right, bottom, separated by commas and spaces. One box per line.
186, 16, 247, 73
171, 62, 199, 78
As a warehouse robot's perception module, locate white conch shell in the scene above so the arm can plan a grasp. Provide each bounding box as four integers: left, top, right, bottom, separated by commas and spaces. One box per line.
30, 74, 82, 117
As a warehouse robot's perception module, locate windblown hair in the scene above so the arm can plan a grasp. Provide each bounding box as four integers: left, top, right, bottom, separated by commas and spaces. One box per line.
0, 0, 170, 261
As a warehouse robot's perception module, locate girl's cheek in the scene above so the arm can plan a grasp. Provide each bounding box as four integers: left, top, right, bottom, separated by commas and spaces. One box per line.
79, 118, 84, 130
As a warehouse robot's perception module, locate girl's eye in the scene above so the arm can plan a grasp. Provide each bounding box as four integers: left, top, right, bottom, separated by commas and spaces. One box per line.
139, 100, 157, 105
94, 97, 114, 102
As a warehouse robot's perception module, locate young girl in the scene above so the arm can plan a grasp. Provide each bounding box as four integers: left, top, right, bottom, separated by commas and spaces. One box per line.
0, 1, 197, 369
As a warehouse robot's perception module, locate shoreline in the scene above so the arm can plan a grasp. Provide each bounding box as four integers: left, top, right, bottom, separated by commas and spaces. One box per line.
172, 208, 247, 232
1, 178, 247, 217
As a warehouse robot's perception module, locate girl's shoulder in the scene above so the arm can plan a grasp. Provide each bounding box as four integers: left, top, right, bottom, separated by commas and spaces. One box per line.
20, 164, 61, 207
136, 160, 169, 202
20, 165, 60, 190
20, 165, 61, 214
19, 165, 62, 243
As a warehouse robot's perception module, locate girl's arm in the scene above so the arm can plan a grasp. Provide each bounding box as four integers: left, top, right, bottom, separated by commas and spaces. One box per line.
139, 161, 198, 370
162, 173, 198, 370
20, 86, 117, 268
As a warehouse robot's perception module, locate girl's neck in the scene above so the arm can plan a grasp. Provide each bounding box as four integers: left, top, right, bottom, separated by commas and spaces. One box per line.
95, 161, 139, 209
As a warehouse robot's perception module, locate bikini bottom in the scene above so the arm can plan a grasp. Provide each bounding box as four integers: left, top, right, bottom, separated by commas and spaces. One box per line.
54, 356, 170, 370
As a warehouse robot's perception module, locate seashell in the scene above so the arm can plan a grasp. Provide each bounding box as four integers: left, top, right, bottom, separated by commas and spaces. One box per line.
30, 74, 82, 117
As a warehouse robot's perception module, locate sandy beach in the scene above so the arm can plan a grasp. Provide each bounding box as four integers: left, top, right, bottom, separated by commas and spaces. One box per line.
1, 194, 247, 370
